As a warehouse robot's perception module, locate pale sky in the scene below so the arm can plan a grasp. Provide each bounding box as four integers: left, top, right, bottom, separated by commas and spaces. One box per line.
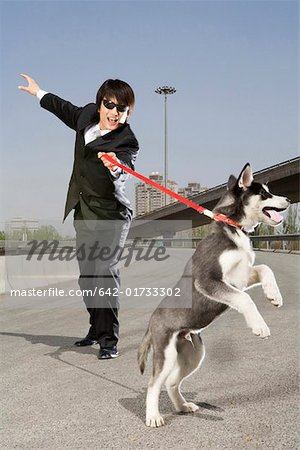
1, 0, 298, 235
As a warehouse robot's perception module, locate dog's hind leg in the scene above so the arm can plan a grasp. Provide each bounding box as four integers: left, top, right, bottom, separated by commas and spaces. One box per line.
146, 332, 178, 427
165, 333, 205, 413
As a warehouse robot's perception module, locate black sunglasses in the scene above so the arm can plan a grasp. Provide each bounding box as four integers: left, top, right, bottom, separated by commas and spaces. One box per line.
103, 99, 128, 113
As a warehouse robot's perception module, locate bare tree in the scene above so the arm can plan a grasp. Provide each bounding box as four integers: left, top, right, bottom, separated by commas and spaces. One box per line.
282, 203, 300, 234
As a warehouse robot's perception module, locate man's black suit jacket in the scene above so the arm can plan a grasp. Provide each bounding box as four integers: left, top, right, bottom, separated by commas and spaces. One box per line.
40, 93, 139, 221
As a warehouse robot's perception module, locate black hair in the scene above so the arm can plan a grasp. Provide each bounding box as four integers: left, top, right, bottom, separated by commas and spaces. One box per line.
96, 79, 135, 110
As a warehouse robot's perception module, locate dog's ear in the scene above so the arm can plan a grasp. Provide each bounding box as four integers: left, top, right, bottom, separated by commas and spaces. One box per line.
237, 163, 253, 190
227, 175, 237, 190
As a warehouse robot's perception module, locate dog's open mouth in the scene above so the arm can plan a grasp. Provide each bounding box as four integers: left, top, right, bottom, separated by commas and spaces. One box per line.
262, 207, 286, 223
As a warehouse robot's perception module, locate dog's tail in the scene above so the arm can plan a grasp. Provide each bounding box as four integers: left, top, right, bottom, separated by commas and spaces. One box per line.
138, 328, 152, 375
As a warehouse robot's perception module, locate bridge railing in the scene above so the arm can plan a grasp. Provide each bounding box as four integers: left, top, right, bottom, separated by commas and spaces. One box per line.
0, 234, 299, 255
249, 234, 299, 251
125, 234, 300, 252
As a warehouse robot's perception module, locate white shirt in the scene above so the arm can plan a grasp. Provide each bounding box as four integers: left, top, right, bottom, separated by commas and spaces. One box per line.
37, 90, 121, 175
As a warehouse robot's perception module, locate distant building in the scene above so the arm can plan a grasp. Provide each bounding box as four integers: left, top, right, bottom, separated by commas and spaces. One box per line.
178, 182, 207, 198
135, 173, 208, 217
6, 218, 39, 241
135, 172, 178, 216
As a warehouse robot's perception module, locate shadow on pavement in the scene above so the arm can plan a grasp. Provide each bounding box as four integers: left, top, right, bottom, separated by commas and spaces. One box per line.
119, 390, 225, 424
0, 331, 96, 354
0, 331, 142, 395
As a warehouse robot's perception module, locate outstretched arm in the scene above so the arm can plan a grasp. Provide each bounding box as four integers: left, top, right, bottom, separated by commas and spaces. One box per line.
18, 73, 82, 130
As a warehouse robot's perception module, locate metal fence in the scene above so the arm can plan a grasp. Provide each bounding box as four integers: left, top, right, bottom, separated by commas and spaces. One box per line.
128, 234, 300, 251
249, 234, 299, 251
0, 234, 299, 255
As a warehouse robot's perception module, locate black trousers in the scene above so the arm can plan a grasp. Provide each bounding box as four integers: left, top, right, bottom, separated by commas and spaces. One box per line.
73, 203, 130, 348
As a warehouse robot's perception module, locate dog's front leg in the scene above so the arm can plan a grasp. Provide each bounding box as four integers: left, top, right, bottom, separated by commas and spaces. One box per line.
195, 280, 270, 338
247, 265, 283, 307
230, 290, 271, 338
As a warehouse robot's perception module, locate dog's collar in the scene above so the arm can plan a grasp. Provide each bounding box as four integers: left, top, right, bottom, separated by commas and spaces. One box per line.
214, 215, 250, 236
212, 213, 242, 230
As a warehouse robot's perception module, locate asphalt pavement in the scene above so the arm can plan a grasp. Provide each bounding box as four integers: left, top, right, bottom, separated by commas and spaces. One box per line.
1, 251, 299, 449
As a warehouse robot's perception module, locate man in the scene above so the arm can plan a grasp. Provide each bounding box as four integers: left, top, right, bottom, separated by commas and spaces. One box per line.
19, 73, 139, 359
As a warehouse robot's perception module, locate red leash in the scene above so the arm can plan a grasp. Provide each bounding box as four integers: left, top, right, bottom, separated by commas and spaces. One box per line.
102, 154, 242, 229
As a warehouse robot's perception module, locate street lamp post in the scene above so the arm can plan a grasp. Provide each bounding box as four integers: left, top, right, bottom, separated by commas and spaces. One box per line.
155, 85, 176, 206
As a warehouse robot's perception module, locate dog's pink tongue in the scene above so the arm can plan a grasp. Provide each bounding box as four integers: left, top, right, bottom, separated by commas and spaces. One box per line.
269, 210, 283, 223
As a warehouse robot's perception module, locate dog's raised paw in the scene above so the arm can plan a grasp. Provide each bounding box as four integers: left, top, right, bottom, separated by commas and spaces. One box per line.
267, 293, 283, 307
146, 415, 165, 427
252, 323, 270, 338
264, 285, 283, 307
181, 402, 199, 413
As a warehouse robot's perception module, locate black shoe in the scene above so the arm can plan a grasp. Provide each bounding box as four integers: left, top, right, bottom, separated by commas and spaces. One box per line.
74, 336, 98, 347
98, 346, 119, 359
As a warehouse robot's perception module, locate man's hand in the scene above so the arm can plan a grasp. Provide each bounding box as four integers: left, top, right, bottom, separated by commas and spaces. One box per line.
98, 152, 119, 171
18, 73, 40, 96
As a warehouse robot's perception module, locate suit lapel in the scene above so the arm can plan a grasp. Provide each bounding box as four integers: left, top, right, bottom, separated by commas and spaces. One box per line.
78, 105, 99, 131
84, 124, 128, 150
84, 132, 114, 152
77, 104, 130, 154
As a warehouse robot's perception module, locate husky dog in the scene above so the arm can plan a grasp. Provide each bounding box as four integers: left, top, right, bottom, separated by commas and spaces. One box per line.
138, 163, 290, 428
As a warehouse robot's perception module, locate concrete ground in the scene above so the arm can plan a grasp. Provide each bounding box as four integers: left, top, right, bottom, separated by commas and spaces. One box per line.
1, 252, 299, 449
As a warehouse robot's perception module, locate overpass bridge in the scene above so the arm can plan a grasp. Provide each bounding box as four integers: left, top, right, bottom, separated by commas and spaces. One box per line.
129, 157, 299, 238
